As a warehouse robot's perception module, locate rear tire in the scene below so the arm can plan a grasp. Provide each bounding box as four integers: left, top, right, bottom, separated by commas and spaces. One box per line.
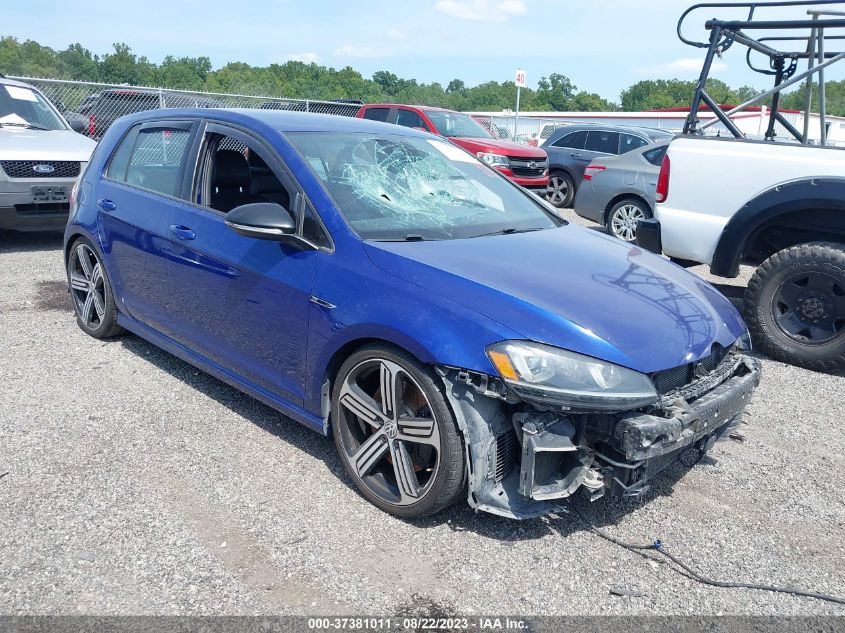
607, 198, 651, 242
67, 237, 123, 339
546, 172, 575, 208
743, 242, 845, 372
331, 344, 466, 518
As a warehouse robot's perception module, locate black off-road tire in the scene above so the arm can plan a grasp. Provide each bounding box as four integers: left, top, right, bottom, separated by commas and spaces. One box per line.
67, 237, 124, 339
743, 242, 845, 372
332, 344, 466, 518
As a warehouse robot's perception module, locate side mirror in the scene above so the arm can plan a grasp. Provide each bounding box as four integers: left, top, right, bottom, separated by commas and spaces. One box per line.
68, 119, 85, 133
224, 202, 296, 241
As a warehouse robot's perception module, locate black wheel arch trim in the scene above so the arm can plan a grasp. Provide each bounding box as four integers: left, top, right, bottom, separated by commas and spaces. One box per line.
710, 177, 845, 278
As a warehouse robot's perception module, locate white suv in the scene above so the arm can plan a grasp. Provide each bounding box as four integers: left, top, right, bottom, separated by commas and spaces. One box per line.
0, 76, 96, 231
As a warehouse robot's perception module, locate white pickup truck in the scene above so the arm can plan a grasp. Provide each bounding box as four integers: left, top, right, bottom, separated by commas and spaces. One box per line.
637, 135, 845, 372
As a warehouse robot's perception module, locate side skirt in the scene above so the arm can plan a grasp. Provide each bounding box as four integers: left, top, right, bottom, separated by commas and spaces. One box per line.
116, 313, 326, 435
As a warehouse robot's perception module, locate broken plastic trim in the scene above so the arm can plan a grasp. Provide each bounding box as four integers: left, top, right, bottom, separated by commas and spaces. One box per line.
436, 353, 760, 519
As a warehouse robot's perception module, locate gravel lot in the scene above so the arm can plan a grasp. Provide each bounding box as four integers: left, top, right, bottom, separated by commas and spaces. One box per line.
1, 210, 844, 617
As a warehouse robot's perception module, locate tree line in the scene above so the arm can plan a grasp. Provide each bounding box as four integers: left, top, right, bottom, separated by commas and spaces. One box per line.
2, 36, 843, 115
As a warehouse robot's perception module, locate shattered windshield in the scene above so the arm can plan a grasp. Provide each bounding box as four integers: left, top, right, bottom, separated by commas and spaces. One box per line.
286, 132, 559, 240
0, 84, 66, 131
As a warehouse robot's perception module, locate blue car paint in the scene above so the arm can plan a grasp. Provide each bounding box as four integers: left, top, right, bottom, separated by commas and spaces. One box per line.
364, 225, 747, 373
66, 108, 746, 436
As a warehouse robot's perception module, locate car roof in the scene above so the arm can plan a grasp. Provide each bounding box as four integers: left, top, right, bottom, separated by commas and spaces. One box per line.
549, 123, 673, 138
118, 107, 435, 136
361, 103, 456, 114
0, 76, 40, 90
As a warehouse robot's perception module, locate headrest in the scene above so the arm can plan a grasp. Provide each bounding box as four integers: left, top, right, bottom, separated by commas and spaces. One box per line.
213, 150, 250, 189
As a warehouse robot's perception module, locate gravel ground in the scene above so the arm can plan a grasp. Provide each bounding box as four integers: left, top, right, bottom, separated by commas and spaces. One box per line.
1, 212, 844, 617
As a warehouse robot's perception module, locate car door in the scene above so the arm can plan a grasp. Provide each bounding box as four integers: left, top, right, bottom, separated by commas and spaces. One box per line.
546, 129, 586, 172
395, 108, 430, 132
578, 130, 620, 181
165, 122, 327, 406
97, 120, 198, 336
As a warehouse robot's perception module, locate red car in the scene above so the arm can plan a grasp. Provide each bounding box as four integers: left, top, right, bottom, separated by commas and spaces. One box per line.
356, 104, 549, 194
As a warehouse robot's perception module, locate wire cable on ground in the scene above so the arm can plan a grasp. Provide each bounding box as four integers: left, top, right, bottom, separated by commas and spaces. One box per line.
572, 509, 845, 607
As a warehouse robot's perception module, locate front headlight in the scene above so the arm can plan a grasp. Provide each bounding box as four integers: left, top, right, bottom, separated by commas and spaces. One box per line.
734, 330, 753, 352
487, 341, 659, 411
477, 152, 510, 168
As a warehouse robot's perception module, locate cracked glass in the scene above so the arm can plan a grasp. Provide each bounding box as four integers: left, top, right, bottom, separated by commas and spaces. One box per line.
287, 132, 559, 241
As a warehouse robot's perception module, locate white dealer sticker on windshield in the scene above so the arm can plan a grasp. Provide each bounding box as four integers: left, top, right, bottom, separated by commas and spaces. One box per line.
427, 139, 476, 163
4, 85, 38, 102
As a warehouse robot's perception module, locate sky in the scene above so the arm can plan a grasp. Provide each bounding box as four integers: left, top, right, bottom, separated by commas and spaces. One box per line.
5, 0, 844, 103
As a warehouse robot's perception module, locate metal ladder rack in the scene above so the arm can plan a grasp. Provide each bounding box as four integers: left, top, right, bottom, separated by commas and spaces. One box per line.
677, 0, 845, 145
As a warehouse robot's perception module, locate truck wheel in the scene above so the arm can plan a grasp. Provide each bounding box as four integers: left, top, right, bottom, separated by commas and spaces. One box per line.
546, 172, 574, 208
744, 242, 845, 372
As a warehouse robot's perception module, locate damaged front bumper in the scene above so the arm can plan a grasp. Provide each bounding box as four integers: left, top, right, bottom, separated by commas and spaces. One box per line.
440, 353, 761, 519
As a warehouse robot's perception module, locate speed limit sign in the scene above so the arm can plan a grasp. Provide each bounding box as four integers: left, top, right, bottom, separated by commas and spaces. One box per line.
515, 69, 527, 88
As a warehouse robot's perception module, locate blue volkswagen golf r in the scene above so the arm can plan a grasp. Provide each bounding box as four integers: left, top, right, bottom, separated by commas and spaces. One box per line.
64, 109, 760, 519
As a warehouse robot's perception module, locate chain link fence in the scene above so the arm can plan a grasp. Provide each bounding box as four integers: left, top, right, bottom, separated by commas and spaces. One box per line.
10, 76, 362, 140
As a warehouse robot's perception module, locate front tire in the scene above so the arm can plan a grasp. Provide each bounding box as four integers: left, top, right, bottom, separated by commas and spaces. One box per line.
332, 344, 465, 518
608, 198, 651, 242
67, 237, 123, 339
744, 242, 845, 372
546, 172, 575, 208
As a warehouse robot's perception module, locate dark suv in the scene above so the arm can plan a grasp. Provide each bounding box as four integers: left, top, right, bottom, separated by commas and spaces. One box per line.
82, 89, 222, 139
543, 124, 673, 208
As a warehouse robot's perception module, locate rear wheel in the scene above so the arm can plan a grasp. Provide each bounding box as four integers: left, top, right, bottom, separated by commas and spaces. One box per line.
744, 242, 845, 372
607, 198, 651, 242
332, 345, 465, 518
546, 172, 574, 208
67, 237, 123, 339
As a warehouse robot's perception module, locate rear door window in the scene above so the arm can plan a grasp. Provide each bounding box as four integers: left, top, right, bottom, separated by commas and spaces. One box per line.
108, 125, 194, 199
585, 131, 620, 154
620, 133, 649, 154
362, 107, 390, 122
396, 109, 427, 130
551, 130, 586, 149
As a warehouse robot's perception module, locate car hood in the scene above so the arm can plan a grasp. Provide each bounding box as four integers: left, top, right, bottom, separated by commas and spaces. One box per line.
0, 128, 96, 161
449, 137, 547, 159
364, 225, 746, 373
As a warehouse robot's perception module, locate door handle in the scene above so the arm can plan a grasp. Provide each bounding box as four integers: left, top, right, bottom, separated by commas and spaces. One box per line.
570, 153, 583, 158
97, 198, 117, 212
169, 224, 196, 240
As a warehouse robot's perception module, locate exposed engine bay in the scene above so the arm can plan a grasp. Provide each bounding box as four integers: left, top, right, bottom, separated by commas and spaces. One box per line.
438, 352, 761, 519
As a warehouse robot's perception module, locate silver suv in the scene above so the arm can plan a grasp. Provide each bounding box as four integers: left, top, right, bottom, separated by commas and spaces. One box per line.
0, 75, 96, 231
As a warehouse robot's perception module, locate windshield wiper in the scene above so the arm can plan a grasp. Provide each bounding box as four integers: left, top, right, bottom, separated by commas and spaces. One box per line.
469, 227, 545, 238
373, 234, 438, 242
0, 121, 51, 131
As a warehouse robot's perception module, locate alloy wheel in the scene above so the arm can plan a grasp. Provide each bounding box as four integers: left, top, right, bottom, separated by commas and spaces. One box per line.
546, 176, 570, 207
610, 204, 646, 242
69, 243, 107, 329
772, 271, 845, 345
336, 358, 441, 506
